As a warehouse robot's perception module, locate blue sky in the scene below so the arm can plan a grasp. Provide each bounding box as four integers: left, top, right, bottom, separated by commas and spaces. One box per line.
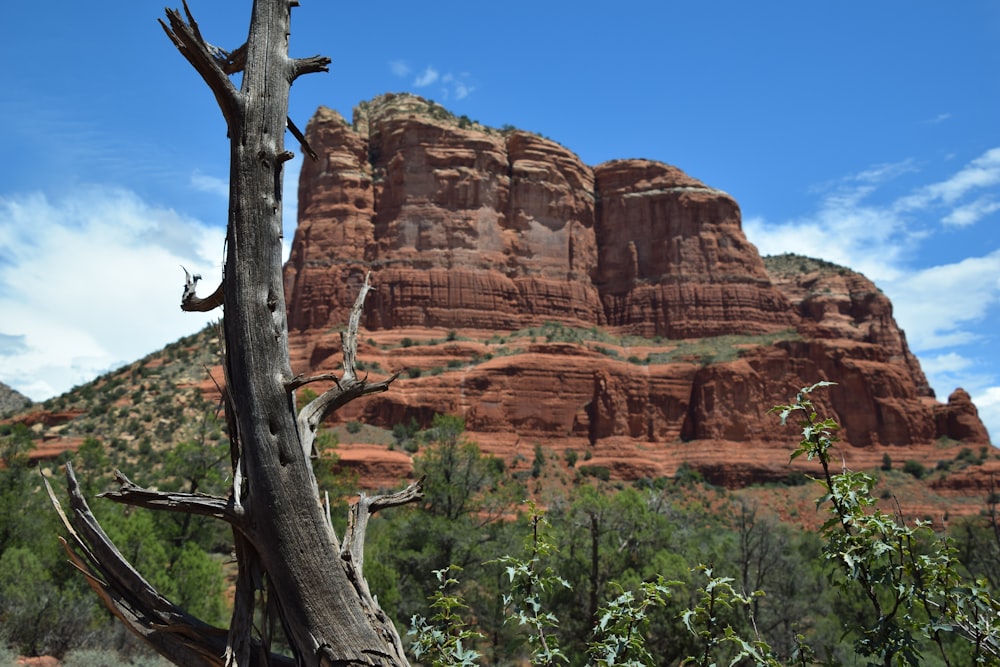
0, 2, 997, 441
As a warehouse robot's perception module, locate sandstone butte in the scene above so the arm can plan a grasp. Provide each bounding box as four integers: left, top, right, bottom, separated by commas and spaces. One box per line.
280, 93, 992, 506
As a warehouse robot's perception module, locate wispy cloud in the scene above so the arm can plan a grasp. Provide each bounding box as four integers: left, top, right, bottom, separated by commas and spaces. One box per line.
748, 147, 1000, 280
389, 60, 410, 78
0, 333, 28, 356
942, 197, 1000, 227
413, 66, 440, 88
442, 73, 474, 100
974, 387, 1000, 443
888, 250, 1000, 351
850, 159, 919, 185
922, 112, 953, 125
0, 186, 221, 400
743, 178, 920, 283
389, 60, 476, 101
190, 170, 229, 198
744, 148, 1000, 440
896, 147, 1000, 210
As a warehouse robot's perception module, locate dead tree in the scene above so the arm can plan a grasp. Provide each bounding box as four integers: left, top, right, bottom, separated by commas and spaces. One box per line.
45, 2, 419, 665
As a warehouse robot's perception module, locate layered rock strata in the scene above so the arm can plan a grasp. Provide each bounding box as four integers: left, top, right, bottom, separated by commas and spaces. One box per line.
284, 94, 793, 338
282, 94, 990, 485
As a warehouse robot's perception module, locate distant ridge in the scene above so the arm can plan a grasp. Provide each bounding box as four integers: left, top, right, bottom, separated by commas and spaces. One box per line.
0, 381, 33, 417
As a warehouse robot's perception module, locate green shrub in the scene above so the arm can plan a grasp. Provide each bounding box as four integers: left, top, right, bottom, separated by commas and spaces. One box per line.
674, 462, 704, 485
578, 465, 610, 482
902, 459, 926, 479
531, 445, 545, 478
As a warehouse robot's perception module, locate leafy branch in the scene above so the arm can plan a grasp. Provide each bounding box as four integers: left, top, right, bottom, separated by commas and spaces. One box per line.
407, 566, 484, 667
491, 505, 571, 666
772, 382, 1000, 666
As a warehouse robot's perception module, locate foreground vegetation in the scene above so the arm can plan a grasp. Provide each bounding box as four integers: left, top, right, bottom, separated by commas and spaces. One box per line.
2, 384, 999, 665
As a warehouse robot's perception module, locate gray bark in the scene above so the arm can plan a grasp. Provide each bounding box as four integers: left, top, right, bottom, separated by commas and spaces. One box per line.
49, 2, 419, 665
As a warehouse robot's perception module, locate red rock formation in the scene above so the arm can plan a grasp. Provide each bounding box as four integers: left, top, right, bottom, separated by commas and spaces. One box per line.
8, 409, 86, 429
764, 254, 932, 397
594, 160, 795, 338
682, 340, 938, 447
280, 93, 991, 490
285, 94, 605, 340
286, 96, 794, 341
935, 388, 991, 443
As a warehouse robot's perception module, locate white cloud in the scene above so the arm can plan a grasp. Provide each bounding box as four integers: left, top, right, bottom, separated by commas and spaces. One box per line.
413, 66, 440, 87
920, 351, 972, 379
973, 386, 1000, 445
942, 197, 1000, 227
0, 187, 222, 400
0, 333, 28, 356
389, 60, 410, 78
896, 146, 1000, 211
391, 62, 476, 100
922, 113, 952, 125
747, 147, 1000, 298
885, 250, 1000, 352
850, 159, 919, 185
190, 170, 229, 198
743, 182, 918, 283
439, 72, 476, 101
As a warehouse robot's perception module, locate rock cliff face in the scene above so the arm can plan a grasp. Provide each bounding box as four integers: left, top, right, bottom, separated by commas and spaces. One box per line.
283, 93, 990, 486
594, 160, 794, 338
285, 96, 605, 335
285, 94, 792, 337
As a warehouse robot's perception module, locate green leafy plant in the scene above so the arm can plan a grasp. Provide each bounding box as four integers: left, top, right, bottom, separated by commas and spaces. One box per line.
490, 506, 570, 665
772, 381, 1000, 665
407, 566, 484, 667
587, 576, 674, 666
681, 565, 780, 667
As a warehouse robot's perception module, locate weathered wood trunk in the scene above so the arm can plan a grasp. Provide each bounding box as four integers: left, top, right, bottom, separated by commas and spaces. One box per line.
46, 2, 418, 665
222, 2, 405, 663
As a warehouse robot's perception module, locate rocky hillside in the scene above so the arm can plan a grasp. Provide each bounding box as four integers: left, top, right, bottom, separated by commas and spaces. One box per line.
3, 327, 226, 472
0, 381, 32, 417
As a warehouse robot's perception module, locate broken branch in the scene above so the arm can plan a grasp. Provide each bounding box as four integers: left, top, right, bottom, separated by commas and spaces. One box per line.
342, 478, 425, 571
100, 470, 243, 525
159, 2, 242, 130
341, 272, 374, 384
289, 54, 331, 82
295, 274, 395, 457
181, 267, 224, 312
45, 465, 227, 666
286, 371, 342, 392
297, 374, 396, 459
286, 116, 318, 161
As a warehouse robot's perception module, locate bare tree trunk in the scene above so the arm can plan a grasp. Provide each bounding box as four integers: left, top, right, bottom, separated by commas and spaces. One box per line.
46, 2, 419, 665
